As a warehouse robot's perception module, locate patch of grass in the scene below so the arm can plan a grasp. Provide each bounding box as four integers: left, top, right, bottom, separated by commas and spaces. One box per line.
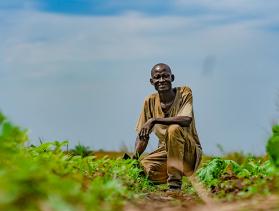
0, 112, 154, 211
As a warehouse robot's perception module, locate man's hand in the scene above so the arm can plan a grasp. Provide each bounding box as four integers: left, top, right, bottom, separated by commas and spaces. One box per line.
131, 152, 140, 160
132, 137, 149, 160
139, 118, 156, 140
132, 118, 156, 160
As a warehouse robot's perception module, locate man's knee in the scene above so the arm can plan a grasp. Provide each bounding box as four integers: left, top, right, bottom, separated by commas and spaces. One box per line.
140, 159, 154, 176
167, 124, 183, 136
140, 160, 167, 183
141, 159, 158, 175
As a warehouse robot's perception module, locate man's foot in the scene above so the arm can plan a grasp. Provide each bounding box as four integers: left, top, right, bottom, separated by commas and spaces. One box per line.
165, 185, 181, 194
168, 185, 181, 191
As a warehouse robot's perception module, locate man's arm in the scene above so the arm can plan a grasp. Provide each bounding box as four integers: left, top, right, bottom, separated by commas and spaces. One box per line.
132, 136, 149, 159
138, 116, 192, 140
154, 116, 192, 127
132, 116, 191, 159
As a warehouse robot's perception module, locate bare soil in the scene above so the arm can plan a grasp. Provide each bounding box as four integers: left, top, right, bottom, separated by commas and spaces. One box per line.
125, 192, 279, 211
125, 177, 279, 211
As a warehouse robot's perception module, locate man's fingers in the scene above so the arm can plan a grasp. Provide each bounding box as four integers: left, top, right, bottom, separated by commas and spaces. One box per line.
139, 129, 144, 139
139, 130, 145, 140
139, 131, 142, 138
142, 128, 147, 137
141, 135, 148, 142
144, 128, 149, 137
143, 129, 149, 140
139, 127, 151, 141
141, 128, 145, 138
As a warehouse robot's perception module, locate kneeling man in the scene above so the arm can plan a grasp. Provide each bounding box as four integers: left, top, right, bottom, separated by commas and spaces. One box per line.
132, 63, 202, 190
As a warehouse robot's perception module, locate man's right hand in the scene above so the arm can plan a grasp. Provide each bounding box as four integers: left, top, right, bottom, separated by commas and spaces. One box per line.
131, 153, 139, 160
138, 118, 155, 140
132, 138, 149, 160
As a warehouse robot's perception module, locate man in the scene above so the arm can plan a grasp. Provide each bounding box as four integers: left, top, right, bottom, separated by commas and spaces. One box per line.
132, 63, 202, 190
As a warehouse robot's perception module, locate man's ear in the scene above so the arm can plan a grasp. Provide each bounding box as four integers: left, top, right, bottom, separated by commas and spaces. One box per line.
171, 74, 175, 82
150, 78, 154, 85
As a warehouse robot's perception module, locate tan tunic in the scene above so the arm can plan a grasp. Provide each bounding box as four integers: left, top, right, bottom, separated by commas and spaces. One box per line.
136, 86, 201, 149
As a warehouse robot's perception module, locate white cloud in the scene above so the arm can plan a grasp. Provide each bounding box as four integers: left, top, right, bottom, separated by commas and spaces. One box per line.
0, 8, 278, 154
1, 9, 277, 70
175, 0, 279, 16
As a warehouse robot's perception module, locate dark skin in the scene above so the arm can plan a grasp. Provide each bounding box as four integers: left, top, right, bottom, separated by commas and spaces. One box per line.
132, 63, 192, 159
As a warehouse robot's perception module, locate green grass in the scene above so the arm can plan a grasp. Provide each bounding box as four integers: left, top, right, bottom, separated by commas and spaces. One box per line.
0, 113, 154, 211
1, 112, 279, 209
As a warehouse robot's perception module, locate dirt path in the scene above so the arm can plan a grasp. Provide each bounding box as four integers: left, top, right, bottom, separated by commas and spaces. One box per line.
125, 191, 201, 211
125, 192, 279, 211
125, 177, 279, 211
192, 195, 279, 211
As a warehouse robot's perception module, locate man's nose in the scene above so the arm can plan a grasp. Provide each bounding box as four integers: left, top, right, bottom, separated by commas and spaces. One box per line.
159, 77, 164, 82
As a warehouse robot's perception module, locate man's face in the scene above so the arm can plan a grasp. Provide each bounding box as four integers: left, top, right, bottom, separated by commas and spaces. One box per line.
150, 65, 174, 92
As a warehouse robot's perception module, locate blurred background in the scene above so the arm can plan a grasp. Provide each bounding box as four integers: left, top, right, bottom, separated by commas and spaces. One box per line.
0, 0, 279, 154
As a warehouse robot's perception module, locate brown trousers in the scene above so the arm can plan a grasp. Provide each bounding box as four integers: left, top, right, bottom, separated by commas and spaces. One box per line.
140, 124, 202, 187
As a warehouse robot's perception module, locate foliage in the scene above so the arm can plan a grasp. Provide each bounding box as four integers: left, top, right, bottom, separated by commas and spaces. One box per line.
0, 113, 152, 211
197, 158, 240, 188
197, 124, 279, 201
70, 142, 92, 157
196, 157, 278, 200
266, 124, 279, 167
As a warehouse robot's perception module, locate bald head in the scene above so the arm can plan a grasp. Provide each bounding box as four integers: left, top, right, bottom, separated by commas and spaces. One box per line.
150, 63, 175, 92
151, 63, 172, 77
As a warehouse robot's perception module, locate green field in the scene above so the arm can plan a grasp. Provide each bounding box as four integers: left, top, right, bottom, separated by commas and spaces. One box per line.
1, 112, 279, 211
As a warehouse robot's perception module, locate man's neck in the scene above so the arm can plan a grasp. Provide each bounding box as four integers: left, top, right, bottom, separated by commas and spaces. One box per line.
158, 88, 176, 103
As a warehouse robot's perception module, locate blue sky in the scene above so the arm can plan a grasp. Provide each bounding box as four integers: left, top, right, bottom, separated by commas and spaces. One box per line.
1, 0, 279, 154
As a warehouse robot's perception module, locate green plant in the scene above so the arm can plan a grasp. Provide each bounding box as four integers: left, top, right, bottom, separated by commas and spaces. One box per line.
0, 112, 153, 211
266, 124, 279, 167
71, 142, 92, 157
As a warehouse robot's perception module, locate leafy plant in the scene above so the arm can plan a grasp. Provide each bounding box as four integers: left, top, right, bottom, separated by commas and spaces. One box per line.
266, 124, 279, 167
196, 124, 279, 200
71, 142, 92, 157
0, 112, 153, 211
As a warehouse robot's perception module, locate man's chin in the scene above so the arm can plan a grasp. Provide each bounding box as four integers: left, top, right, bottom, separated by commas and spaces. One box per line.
156, 87, 171, 92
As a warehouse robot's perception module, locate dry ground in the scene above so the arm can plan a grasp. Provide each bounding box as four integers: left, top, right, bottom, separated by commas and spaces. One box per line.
125, 177, 279, 211
125, 191, 279, 211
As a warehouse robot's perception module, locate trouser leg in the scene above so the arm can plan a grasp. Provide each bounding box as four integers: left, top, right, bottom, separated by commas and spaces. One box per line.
140, 125, 202, 187
165, 124, 201, 188
139, 146, 168, 184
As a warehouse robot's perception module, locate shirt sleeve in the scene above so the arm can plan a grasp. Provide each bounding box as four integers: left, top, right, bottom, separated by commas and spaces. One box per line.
177, 90, 193, 118
135, 97, 152, 133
